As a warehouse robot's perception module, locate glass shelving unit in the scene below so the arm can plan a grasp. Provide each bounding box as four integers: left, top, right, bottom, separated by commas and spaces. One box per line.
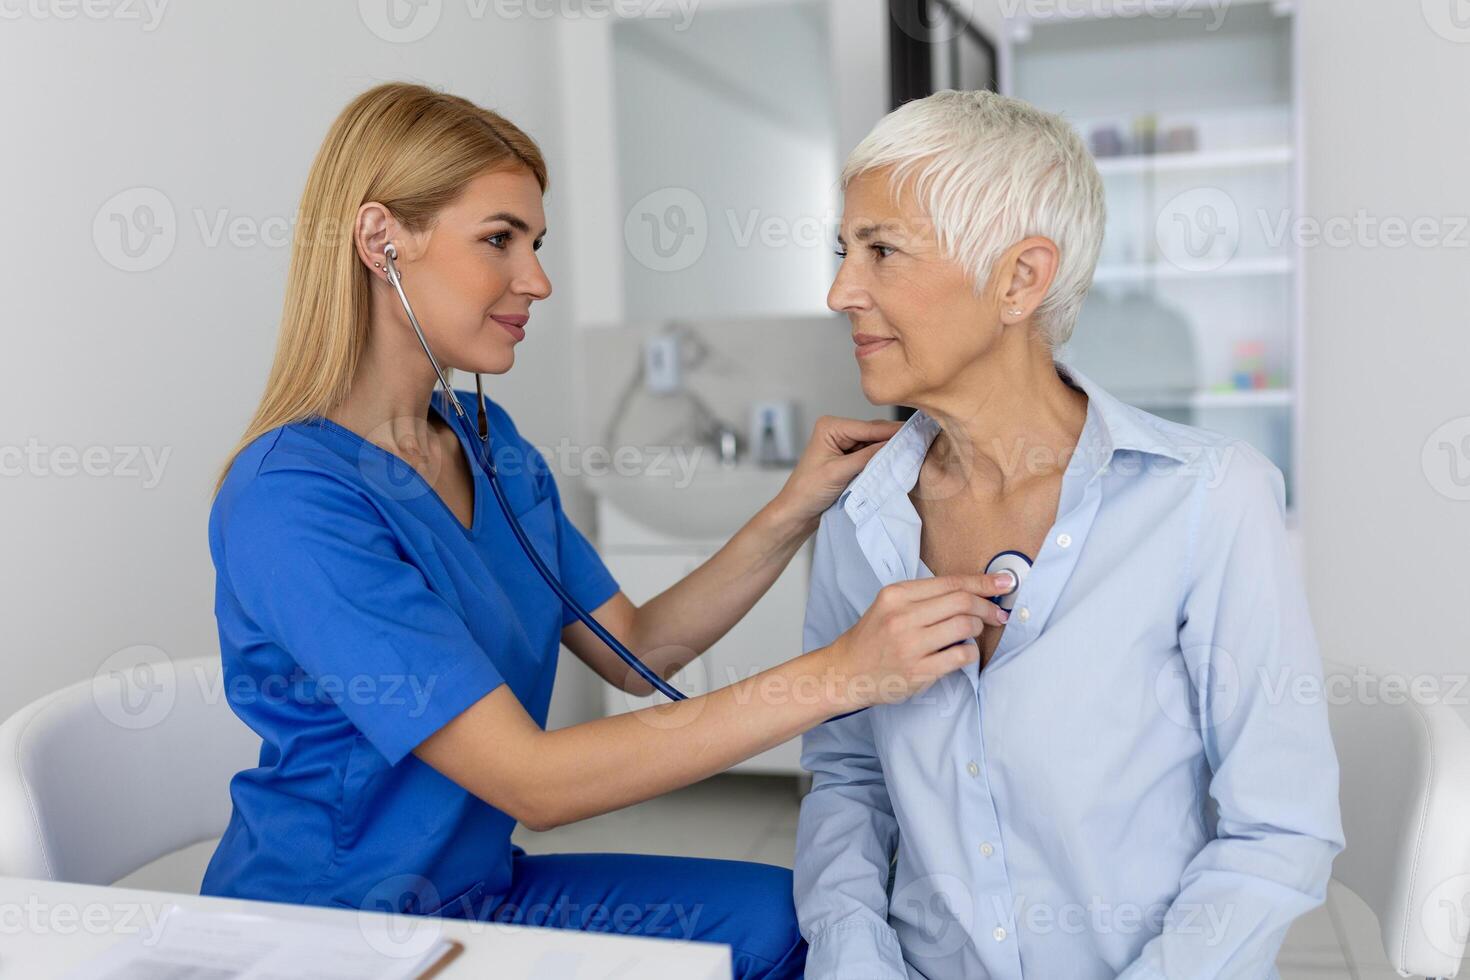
1003, 0, 1303, 514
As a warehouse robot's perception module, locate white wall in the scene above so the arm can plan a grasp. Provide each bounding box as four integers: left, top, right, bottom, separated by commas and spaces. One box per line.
0, 2, 588, 724
1295, 0, 1470, 680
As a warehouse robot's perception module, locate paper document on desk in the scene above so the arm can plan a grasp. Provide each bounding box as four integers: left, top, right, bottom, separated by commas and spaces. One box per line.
63, 903, 461, 980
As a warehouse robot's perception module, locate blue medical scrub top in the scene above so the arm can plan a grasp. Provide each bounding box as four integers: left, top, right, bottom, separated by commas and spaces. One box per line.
200, 389, 620, 915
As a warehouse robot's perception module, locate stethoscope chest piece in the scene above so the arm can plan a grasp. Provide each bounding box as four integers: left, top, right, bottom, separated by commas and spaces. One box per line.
985, 550, 1032, 611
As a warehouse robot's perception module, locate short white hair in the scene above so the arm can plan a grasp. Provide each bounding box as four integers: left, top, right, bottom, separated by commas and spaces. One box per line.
843, 89, 1105, 348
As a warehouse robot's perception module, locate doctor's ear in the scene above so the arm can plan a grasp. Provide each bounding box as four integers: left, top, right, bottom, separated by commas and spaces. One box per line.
353, 201, 408, 277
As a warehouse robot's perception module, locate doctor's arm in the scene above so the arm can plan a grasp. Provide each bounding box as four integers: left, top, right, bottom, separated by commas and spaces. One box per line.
561, 416, 902, 695
417, 571, 1003, 832
1116, 446, 1345, 980
792, 512, 910, 980
221, 466, 1003, 835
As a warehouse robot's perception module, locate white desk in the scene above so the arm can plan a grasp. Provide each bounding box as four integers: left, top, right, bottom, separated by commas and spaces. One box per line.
0, 876, 732, 979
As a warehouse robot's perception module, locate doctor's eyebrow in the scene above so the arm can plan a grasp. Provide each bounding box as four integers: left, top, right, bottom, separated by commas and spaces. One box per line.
479, 212, 547, 238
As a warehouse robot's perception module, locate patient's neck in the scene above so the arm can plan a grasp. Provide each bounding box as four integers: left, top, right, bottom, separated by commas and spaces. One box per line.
913, 333, 1088, 502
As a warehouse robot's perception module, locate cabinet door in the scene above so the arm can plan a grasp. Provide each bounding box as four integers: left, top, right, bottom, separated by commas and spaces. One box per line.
600, 545, 812, 776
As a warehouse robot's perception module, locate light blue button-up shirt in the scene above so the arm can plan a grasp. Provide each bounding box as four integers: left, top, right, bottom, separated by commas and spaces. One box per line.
794, 362, 1344, 980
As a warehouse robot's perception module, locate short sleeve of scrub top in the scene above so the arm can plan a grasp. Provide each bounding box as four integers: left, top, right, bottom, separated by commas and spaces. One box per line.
200, 389, 620, 912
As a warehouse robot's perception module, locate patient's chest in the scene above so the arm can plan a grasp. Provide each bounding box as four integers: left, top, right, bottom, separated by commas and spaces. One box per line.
909, 458, 1065, 668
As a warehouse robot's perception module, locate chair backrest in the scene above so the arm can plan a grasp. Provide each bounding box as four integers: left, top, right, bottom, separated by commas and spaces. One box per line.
0, 655, 259, 885
1327, 661, 1470, 978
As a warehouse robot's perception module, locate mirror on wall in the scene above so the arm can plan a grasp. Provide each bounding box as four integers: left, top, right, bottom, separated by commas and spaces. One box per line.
612, 0, 841, 322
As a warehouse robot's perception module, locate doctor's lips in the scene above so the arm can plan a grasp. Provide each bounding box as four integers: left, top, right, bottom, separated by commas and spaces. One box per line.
491, 313, 528, 341
853, 333, 897, 359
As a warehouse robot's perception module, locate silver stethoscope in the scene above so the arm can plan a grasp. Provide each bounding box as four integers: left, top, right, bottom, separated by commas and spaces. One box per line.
984, 551, 1031, 612
381, 243, 1036, 708
381, 243, 687, 703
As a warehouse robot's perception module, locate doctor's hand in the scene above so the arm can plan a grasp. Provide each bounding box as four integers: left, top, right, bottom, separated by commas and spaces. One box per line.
821, 574, 1014, 711
773, 416, 904, 530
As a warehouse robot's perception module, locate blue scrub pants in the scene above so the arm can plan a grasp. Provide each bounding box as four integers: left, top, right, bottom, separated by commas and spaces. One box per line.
445, 849, 806, 979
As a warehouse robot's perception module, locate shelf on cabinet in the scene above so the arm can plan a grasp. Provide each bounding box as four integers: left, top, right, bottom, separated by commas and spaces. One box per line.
1095, 145, 1294, 176
1093, 256, 1293, 283
1119, 388, 1294, 410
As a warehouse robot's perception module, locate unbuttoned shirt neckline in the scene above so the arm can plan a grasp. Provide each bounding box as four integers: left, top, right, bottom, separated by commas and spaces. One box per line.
834, 362, 1189, 691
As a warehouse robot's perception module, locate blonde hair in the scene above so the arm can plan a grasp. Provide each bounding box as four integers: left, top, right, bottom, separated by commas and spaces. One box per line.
842, 89, 1105, 348
215, 82, 547, 493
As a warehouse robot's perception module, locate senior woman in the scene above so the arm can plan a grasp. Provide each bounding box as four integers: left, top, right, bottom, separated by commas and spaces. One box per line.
793, 90, 1344, 979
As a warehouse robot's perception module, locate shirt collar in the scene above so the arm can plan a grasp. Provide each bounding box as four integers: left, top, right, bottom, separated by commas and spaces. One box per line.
839, 360, 1192, 526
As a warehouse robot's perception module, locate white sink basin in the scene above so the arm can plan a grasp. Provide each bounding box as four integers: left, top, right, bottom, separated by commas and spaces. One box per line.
582, 457, 794, 540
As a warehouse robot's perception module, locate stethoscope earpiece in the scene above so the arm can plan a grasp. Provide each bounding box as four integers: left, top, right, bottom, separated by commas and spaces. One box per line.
380, 243, 401, 285
985, 550, 1033, 611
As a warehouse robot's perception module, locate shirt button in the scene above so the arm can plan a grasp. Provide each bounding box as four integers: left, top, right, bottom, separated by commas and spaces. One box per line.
993, 926, 1007, 942
1057, 532, 1072, 548
966, 761, 979, 777
980, 841, 994, 857
1016, 606, 1030, 623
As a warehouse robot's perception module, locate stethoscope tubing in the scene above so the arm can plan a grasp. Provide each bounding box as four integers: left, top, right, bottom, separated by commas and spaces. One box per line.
469, 417, 689, 702
382, 243, 687, 702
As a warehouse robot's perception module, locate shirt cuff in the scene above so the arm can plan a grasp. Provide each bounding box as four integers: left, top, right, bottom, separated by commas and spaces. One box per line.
804, 918, 908, 980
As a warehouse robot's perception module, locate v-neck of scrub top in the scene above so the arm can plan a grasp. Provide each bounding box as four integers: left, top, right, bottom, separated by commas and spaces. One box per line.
310, 389, 485, 537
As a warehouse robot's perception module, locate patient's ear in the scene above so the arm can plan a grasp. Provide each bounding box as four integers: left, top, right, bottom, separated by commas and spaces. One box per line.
1001, 236, 1060, 316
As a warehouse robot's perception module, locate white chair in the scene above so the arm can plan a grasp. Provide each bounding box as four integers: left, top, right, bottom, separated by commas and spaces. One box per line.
0, 654, 258, 886
1327, 661, 1470, 979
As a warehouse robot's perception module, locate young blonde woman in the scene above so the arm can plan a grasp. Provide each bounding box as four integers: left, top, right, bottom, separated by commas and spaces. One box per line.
202, 83, 1013, 978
